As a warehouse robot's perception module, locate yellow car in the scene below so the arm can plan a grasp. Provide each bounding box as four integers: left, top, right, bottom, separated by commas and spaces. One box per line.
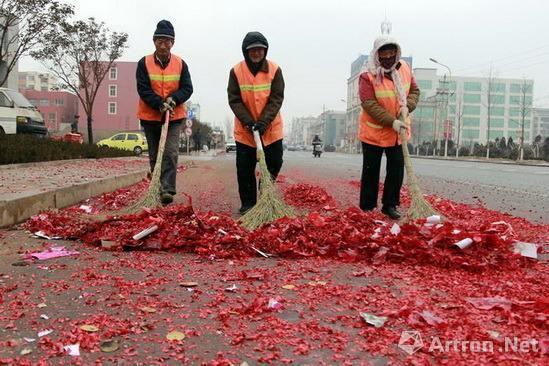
97, 132, 148, 155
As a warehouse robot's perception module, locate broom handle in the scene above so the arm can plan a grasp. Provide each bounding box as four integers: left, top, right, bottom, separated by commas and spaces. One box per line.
253, 130, 263, 152
399, 112, 421, 193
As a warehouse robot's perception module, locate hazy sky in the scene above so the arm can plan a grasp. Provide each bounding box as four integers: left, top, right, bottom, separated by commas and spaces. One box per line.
20, 0, 549, 128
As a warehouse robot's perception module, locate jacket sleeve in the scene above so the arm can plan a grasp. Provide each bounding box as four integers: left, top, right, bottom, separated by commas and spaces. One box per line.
407, 76, 420, 112
227, 69, 255, 126
258, 67, 284, 124
136, 57, 163, 110
359, 73, 395, 127
169, 60, 193, 105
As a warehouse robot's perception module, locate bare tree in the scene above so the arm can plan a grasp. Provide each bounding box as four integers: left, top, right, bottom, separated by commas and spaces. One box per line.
510, 79, 533, 161
31, 17, 128, 144
0, 0, 73, 87
451, 94, 464, 157
483, 66, 496, 159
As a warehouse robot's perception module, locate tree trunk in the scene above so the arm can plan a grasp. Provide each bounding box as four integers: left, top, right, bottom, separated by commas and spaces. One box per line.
87, 114, 93, 144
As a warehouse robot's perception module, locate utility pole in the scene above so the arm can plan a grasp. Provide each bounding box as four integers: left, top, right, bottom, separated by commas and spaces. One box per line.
454, 96, 463, 158
518, 79, 530, 161
430, 58, 452, 158
486, 65, 493, 159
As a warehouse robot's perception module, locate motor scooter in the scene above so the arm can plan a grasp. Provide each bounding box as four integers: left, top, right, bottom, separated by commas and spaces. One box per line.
312, 143, 322, 158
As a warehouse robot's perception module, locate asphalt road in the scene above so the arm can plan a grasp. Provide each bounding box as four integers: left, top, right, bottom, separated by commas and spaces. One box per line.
222, 151, 549, 223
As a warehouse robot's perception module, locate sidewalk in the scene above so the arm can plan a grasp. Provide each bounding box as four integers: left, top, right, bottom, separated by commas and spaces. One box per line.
0, 150, 219, 228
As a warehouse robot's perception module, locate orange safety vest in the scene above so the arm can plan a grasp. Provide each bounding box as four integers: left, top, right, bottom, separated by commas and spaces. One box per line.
232, 60, 283, 147
137, 54, 187, 122
358, 60, 412, 147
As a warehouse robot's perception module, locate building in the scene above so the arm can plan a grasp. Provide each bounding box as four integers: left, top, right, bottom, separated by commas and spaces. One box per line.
317, 110, 346, 148
288, 116, 317, 146
78, 61, 140, 141
345, 53, 413, 153
413, 68, 535, 147
18, 71, 58, 91
533, 107, 549, 138
22, 90, 79, 132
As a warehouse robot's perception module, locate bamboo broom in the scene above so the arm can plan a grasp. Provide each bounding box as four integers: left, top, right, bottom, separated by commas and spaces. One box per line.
399, 111, 440, 221
239, 131, 295, 230
80, 112, 171, 222
123, 111, 171, 212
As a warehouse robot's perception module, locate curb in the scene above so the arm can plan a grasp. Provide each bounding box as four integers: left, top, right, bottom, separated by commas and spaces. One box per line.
0, 170, 148, 228
411, 155, 549, 168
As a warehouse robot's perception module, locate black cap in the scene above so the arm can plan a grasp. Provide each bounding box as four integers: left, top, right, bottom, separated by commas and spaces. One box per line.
154, 20, 175, 39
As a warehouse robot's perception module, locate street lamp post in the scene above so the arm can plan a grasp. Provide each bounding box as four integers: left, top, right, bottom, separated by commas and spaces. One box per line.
429, 58, 452, 158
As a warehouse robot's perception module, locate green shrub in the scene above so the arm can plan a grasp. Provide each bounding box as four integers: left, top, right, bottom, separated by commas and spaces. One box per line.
0, 134, 134, 165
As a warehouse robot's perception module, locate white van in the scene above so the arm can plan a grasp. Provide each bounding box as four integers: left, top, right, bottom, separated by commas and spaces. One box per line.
0, 88, 47, 136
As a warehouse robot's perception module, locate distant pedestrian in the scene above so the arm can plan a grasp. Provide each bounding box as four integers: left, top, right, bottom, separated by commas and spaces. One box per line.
136, 20, 193, 204
227, 31, 285, 214
358, 36, 420, 219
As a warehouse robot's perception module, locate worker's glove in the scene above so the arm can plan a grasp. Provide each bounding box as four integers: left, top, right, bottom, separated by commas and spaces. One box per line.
399, 106, 409, 118
166, 96, 176, 109
392, 119, 407, 133
253, 120, 268, 135
242, 120, 255, 131
159, 101, 172, 113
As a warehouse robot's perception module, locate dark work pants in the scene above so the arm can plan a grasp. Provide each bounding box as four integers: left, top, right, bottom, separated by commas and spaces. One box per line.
236, 139, 283, 207
141, 120, 182, 195
359, 142, 404, 210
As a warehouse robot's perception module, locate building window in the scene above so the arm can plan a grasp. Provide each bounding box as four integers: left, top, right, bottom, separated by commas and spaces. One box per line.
55, 99, 64, 106
40, 99, 49, 106
491, 95, 505, 105
489, 83, 506, 93
108, 102, 117, 115
414, 106, 434, 119
417, 80, 432, 90
463, 105, 481, 115
463, 94, 481, 104
109, 67, 117, 80
464, 82, 481, 92
462, 117, 480, 127
490, 118, 504, 128
509, 95, 533, 105
510, 83, 532, 94
490, 106, 505, 116
462, 129, 480, 139
48, 112, 56, 123
109, 85, 117, 97
509, 108, 531, 118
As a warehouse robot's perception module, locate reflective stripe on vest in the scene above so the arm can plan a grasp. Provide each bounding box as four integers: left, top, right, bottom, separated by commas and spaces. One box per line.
232, 60, 283, 148
358, 60, 413, 147
137, 54, 187, 122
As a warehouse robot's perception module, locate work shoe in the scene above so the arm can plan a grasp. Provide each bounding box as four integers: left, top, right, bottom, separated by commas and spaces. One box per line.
160, 193, 174, 205
239, 205, 254, 215
381, 206, 401, 220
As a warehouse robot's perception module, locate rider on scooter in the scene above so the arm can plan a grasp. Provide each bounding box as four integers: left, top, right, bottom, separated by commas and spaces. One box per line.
312, 135, 322, 157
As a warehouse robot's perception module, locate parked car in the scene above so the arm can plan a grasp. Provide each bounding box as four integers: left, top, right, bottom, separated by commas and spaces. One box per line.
324, 144, 336, 152
97, 132, 148, 155
225, 140, 237, 152
0, 88, 47, 136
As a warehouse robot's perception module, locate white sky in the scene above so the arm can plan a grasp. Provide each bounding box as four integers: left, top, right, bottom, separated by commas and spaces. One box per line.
20, 0, 549, 128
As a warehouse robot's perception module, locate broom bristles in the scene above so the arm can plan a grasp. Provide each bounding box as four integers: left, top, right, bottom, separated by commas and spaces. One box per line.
239, 150, 295, 230
80, 115, 170, 222
400, 127, 440, 221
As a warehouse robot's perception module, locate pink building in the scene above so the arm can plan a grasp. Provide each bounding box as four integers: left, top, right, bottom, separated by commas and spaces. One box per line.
21, 90, 79, 132
78, 61, 140, 141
